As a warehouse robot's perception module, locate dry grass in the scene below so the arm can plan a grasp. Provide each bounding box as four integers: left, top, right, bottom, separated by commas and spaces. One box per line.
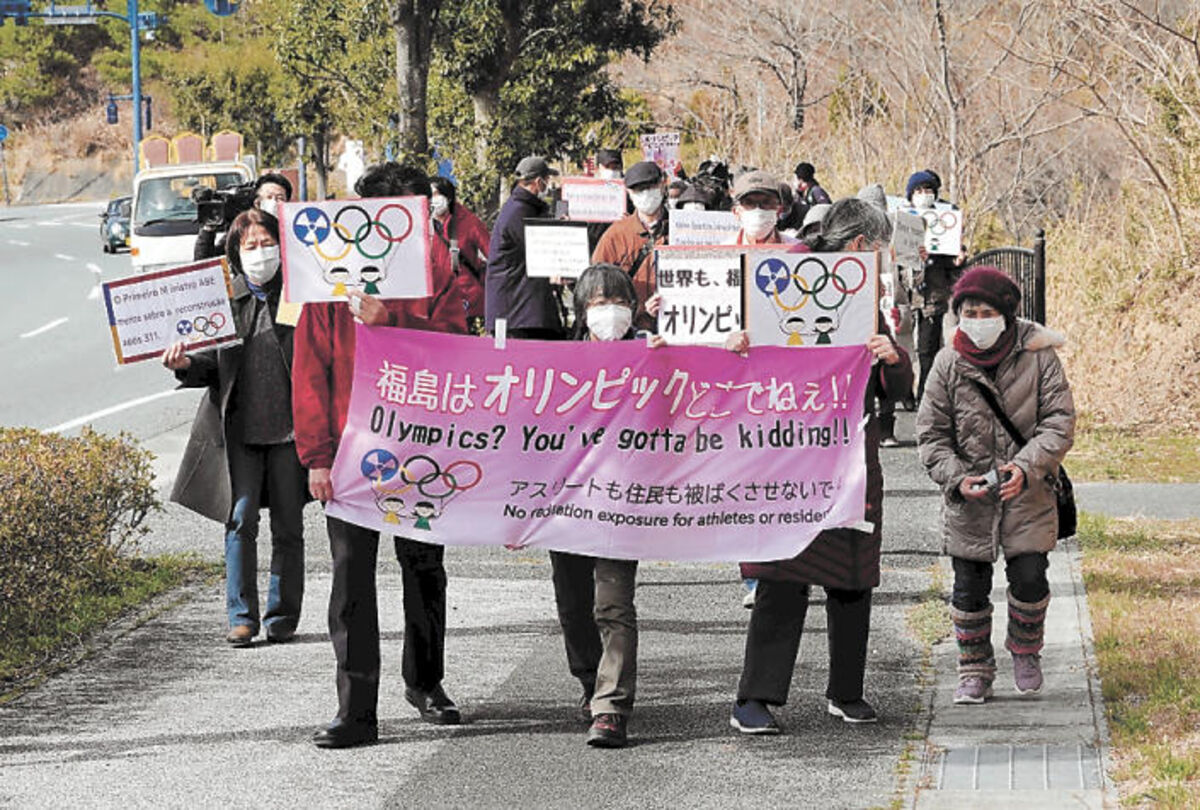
1080, 512, 1200, 807
1070, 429, 1200, 483
6, 111, 131, 191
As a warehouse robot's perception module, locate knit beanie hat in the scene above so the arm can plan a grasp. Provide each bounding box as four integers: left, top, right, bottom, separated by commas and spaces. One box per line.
951, 266, 1021, 319
905, 170, 940, 201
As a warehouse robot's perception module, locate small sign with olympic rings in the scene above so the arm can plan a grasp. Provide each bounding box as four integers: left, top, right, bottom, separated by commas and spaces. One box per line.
743, 250, 881, 349
279, 196, 433, 304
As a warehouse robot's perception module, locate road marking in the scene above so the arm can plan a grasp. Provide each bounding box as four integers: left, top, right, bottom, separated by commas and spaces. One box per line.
43, 389, 187, 434
20, 317, 69, 339
87, 285, 101, 300
54, 253, 77, 261
38, 220, 64, 227
86, 262, 104, 275
7, 239, 30, 246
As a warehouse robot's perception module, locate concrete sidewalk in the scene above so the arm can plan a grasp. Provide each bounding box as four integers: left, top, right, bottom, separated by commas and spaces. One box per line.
0, 412, 1117, 808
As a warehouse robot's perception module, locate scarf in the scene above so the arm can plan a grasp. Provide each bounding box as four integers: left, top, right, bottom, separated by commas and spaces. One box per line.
953, 321, 1017, 369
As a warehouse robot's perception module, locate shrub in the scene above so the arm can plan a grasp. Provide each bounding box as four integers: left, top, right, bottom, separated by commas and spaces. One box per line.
0, 428, 159, 646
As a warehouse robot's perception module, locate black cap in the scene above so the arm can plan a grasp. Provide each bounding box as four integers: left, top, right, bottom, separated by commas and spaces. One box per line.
596, 149, 623, 168
624, 161, 664, 189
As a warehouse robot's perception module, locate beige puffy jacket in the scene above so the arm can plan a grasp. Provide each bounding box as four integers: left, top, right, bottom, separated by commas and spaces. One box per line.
916, 320, 1075, 562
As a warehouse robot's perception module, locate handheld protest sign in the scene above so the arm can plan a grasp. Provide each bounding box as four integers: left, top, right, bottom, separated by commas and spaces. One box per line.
654, 246, 744, 345
640, 132, 682, 176
102, 258, 237, 364
523, 219, 592, 279
742, 250, 880, 348
280, 196, 432, 303
668, 208, 740, 246
892, 209, 925, 269
902, 205, 963, 256
560, 177, 626, 222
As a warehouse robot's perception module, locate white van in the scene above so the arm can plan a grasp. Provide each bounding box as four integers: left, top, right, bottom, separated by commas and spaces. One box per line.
129, 160, 255, 273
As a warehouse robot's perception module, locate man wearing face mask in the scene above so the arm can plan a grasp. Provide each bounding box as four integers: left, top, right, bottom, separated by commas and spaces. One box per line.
163, 207, 308, 649
591, 161, 671, 332
194, 173, 293, 261
595, 148, 624, 181
726, 170, 800, 246
484, 156, 565, 339
430, 176, 490, 334
906, 169, 965, 402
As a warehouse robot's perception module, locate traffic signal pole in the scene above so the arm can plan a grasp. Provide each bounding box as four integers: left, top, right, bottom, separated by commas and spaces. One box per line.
128, 0, 141, 165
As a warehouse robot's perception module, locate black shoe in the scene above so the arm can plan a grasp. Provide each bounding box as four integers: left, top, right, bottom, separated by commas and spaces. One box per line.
405, 684, 461, 725
265, 625, 295, 643
827, 698, 878, 724
578, 690, 593, 723
902, 395, 917, 412
586, 713, 627, 748
312, 720, 378, 749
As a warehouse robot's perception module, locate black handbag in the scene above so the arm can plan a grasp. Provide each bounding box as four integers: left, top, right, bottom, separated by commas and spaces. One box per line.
970, 380, 1077, 539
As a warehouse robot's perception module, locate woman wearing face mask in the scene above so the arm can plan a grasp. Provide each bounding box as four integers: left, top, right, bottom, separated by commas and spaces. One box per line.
162, 207, 308, 648
547, 263, 651, 749
727, 199, 913, 734
916, 267, 1074, 705
429, 176, 490, 333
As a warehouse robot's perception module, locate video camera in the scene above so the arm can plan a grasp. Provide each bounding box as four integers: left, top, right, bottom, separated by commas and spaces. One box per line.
192, 181, 257, 230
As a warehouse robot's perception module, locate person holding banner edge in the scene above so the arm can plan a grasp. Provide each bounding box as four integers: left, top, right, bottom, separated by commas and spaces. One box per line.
163, 207, 308, 648
727, 198, 913, 733
293, 162, 461, 750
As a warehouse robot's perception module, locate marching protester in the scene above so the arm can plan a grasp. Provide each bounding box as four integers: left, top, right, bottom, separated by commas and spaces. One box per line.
592, 160, 671, 332
906, 169, 966, 403
791, 161, 832, 223
194, 172, 293, 261
293, 162, 463, 750
726, 170, 800, 246
859, 182, 908, 445
915, 267, 1074, 704
429, 175, 490, 335
595, 148, 625, 180
549, 262, 663, 749
728, 198, 912, 733
668, 179, 689, 206
674, 182, 717, 211
484, 156, 565, 340
163, 207, 307, 648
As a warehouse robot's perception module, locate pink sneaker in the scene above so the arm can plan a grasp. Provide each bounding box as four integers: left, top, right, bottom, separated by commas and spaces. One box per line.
1013, 653, 1044, 694
953, 676, 993, 704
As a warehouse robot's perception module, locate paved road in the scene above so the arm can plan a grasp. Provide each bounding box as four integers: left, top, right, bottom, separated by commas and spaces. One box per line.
0, 201, 201, 437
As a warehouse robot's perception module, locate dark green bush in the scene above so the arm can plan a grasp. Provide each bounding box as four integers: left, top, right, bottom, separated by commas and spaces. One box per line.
0, 428, 159, 645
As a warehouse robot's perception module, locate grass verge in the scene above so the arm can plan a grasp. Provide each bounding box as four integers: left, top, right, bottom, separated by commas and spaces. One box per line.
1069, 428, 1200, 483
0, 553, 219, 699
1079, 511, 1200, 808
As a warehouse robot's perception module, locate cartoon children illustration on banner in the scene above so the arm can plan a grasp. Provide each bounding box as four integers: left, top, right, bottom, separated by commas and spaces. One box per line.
360, 449, 482, 532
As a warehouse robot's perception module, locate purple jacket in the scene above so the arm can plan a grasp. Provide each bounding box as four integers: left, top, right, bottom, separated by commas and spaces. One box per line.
484, 186, 562, 332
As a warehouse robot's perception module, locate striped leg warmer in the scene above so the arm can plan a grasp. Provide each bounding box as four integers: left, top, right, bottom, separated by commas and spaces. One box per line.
1005, 589, 1049, 656
950, 604, 995, 683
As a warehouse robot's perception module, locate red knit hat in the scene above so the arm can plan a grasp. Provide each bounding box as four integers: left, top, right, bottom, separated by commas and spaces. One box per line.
952, 266, 1021, 318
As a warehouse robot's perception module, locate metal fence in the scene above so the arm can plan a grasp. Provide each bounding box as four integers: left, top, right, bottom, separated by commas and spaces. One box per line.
963, 229, 1046, 324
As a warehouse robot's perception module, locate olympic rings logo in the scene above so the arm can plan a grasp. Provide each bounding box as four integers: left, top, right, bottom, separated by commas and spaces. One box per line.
293, 203, 414, 262
176, 312, 227, 339
921, 210, 959, 237
361, 450, 482, 501
754, 256, 869, 312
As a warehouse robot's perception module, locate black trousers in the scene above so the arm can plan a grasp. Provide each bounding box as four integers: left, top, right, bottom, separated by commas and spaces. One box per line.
326, 515, 447, 726
951, 553, 1049, 612
738, 580, 872, 705
549, 550, 602, 693
916, 305, 947, 401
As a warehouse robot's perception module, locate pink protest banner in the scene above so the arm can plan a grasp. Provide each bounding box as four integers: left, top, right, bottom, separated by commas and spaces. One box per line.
325, 327, 874, 562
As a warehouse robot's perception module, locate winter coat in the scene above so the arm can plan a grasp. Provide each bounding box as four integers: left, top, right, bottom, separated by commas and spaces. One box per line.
740, 319, 914, 590
915, 319, 1075, 562
170, 275, 296, 523
483, 186, 561, 332
430, 202, 490, 330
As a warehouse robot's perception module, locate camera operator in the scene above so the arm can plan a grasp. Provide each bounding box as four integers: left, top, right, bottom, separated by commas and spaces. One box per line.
194, 173, 294, 261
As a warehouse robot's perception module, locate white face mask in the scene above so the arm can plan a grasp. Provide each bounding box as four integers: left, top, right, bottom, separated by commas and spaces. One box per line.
739, 208, 778, 241
587, 304, 633, 342
681, 202, 705, 212
258, 197, 280, 218
629, 188, 664, 216
959, 315, 1006, 350
912, 191, 935, 210
430, 194, 449, 217
598, 168, 623, 180
241, 245, 281, 285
